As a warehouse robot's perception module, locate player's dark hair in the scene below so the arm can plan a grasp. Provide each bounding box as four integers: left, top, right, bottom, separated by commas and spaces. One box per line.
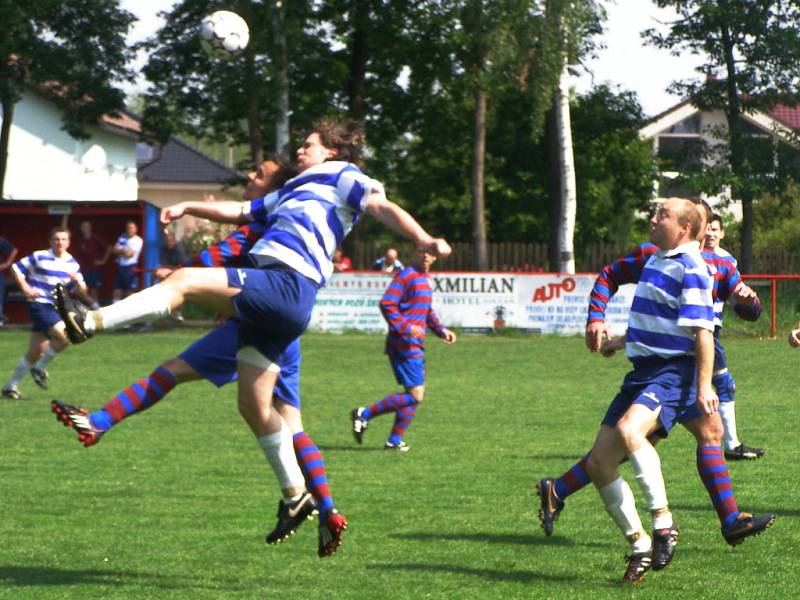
710, 213, 724, 229
313, 117, 365, 168
50, 226, 69, 239
265, 154, 298, 191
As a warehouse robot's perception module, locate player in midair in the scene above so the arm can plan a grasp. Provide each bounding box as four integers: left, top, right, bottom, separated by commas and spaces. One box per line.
56, 119, 450, 551
52, 162, 345, 557
351, 248, 456, 451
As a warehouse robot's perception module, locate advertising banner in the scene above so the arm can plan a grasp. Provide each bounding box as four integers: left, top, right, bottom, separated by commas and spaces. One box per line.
309, 272, 635, 336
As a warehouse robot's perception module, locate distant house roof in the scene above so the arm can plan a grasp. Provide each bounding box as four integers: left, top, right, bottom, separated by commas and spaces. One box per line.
137, 136, 243, 185
768, 104, 800, 130
100, 111, 142, 137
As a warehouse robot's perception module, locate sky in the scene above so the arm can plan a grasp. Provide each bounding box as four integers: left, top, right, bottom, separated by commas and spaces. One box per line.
121, 0, 706, 118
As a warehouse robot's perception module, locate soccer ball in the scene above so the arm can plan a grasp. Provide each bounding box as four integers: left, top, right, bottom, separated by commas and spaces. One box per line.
199, 10, 250, 60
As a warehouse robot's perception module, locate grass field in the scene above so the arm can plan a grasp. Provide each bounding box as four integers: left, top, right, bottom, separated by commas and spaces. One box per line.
1, 327, 798, 599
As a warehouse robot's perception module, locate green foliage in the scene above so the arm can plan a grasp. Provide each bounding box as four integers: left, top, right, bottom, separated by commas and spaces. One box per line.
750, 183, 800, 252
0, 0, 135, 134
1, 331, 799, 597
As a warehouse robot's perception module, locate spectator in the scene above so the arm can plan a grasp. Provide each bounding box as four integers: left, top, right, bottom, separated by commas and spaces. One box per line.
112, 220, 143, 302
159, 231, 186, 269
332, 248, 352, 272
158, 231, 187, 322
0, 235, 19, 327
371, 247, 403, 273
74, 221, 111, 308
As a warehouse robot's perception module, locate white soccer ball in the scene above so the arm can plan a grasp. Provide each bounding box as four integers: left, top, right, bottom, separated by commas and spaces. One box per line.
199, 10, 250, 60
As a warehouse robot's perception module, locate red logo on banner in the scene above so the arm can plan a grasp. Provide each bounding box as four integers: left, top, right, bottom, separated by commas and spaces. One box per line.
531, 278, 576, 303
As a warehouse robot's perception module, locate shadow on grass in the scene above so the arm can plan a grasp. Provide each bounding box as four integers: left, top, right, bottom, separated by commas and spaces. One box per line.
670, 502, 800, 518
366, 562, 573, 583
390, 531, 608, 550
0, 565, 238, 592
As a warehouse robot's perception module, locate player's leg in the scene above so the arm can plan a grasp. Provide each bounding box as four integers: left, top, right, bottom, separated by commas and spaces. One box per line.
29, 321, 70, 390
714, 369, 764, 460
385, 383, 424, 451
52, 356, 194, 447
3, 330, 48, 399
351, 357, 422, 449
238, 355, 304, 493
682, 413, 775, 545
52, 318, 239, 446
277, 400, 347, 557
535, 453, 590, 536
56, 268, 238, 342
586, 424, 653, 584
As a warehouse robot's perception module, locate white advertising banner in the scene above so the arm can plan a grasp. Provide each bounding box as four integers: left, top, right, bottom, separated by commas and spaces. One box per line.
309, 272, 636, 335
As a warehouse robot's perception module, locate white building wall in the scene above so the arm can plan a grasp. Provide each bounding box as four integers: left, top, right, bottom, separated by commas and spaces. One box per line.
0, 90, 137, 202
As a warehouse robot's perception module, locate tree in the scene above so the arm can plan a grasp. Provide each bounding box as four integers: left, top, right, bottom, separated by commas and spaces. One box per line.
140, 0, 342, 166
644, 0, 800, 272
0, 0, 135, 197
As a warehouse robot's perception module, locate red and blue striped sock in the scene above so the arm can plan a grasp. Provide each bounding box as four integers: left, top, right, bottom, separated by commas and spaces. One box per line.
293, 431, 335, 518
89, 367, 177, 431
361, 392, 417, 420
554, 454, 591, 499
387, 405, 418, 445
697, 445, 740, 528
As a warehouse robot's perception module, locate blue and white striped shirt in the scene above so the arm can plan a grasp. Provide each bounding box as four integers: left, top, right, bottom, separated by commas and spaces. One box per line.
626, 241, 715, 361
243, 161, 383, 285
12, 249, 84, 305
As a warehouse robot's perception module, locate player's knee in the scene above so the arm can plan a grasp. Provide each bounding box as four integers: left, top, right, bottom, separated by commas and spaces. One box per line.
692, 418, 724, 445
161, 357, 199, 384
615, 418, 642, 450
409, 386, 425, 402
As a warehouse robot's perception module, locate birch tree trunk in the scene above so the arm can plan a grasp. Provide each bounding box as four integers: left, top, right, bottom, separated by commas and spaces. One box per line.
554, 59, 576, 274
272, 0, 290, 157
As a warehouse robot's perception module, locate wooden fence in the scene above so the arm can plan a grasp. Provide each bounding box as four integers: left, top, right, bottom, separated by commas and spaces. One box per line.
348, 240, 800, 274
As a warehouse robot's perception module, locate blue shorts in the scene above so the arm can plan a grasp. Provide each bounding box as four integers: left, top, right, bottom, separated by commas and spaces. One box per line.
27, 301, 61, 334
179, 319, 301, 408
114, 265, 138, 291
389, 355, 426, 388
713, 335, 728, 372
601, 357, 702, 438
226, 266, 318, 362
83, 269, 104, 289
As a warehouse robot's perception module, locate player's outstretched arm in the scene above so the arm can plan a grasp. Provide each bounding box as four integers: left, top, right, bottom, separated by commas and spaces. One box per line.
160, 201, 248, 226
363, 192, 450, 258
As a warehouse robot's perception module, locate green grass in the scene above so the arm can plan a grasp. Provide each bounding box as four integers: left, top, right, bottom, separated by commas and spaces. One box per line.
0, 329, 798, 598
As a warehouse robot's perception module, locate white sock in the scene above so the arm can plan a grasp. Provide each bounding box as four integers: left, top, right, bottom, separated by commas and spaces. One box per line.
257, 422, 305, 492
34, 346, 58, 370
96, 286, 172, 330
652, 513, 673, 530
6, 357, 32, 388
628, 445, 669, 512
598, 477, 644, 539
719, 402, 740, 451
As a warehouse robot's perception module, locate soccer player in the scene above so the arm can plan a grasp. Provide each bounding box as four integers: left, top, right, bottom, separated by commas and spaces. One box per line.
541, 198, 773, 584
2, 227, 91, 399
55, 118, 450, 546
539, 204, 772, 556
351, 248, 456, 451
703, 214, 764, 459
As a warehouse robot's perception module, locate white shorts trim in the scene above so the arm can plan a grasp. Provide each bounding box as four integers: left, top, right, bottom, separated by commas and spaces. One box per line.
237, 346, 281, 372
